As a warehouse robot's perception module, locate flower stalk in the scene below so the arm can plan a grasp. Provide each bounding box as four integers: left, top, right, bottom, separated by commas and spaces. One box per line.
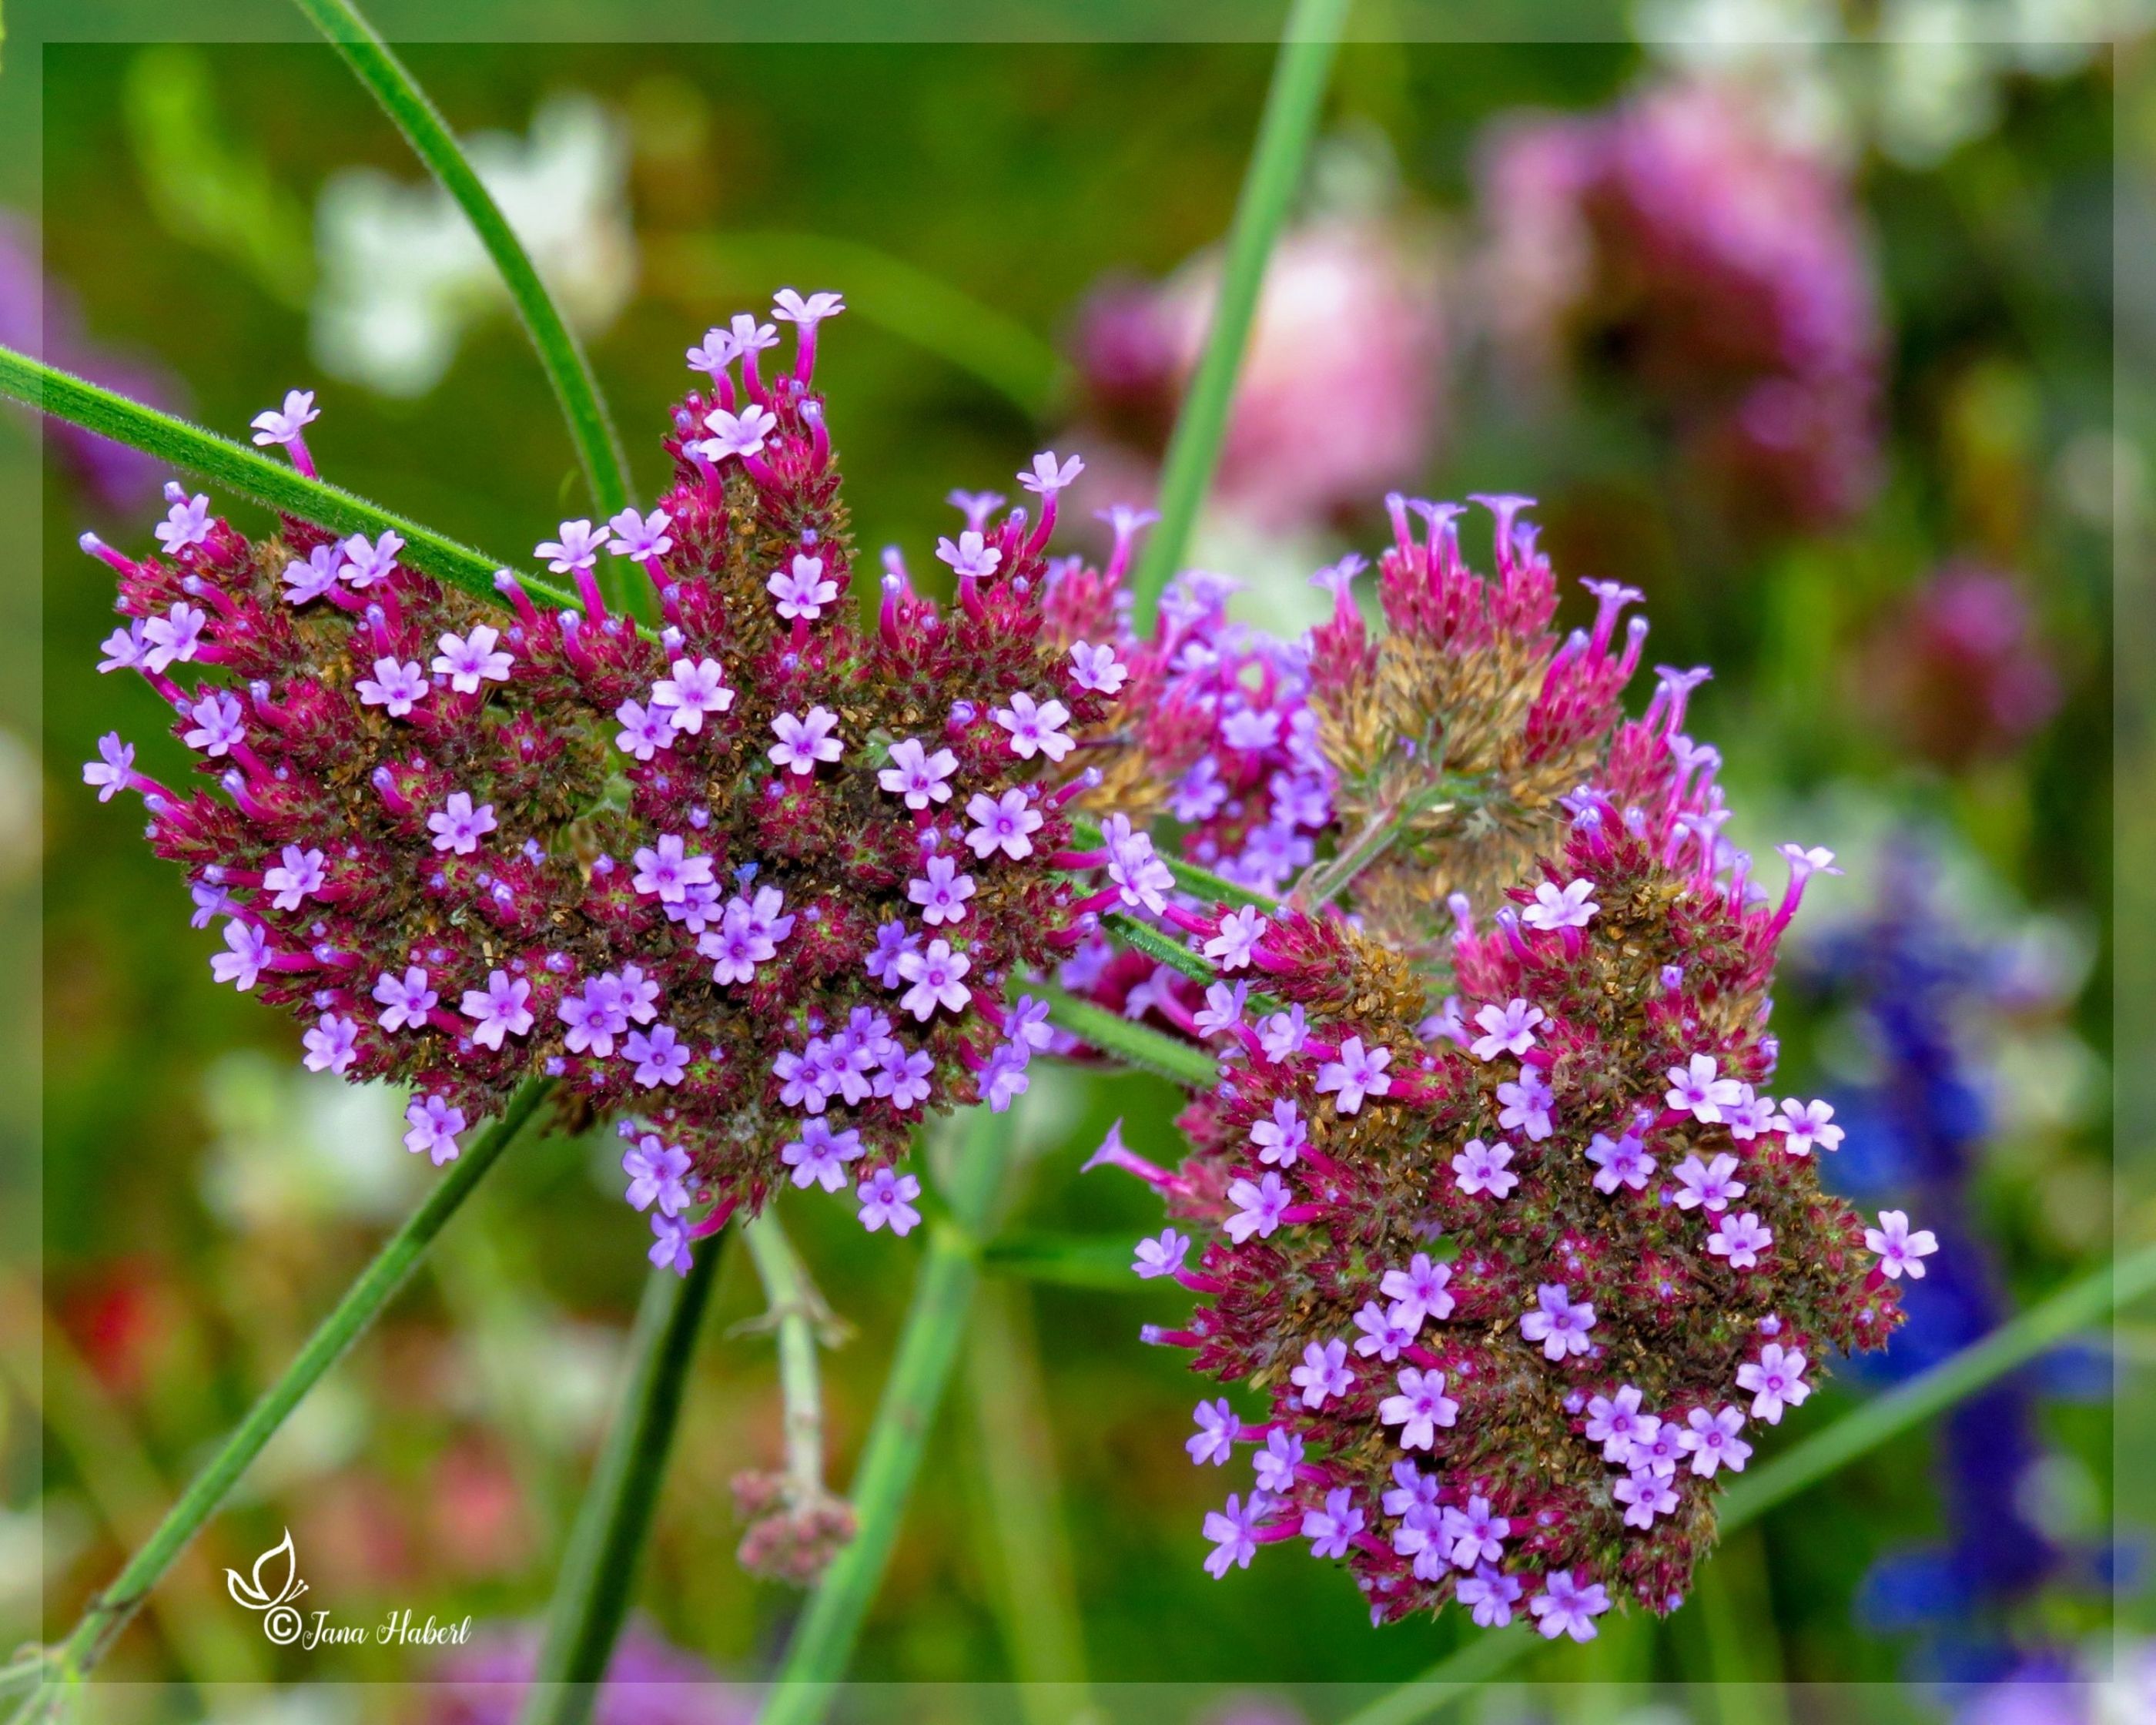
1127, 0, 1349, 625
519, 1236, 725, 1725
758, 1108, 1015, 1725
18, 1078, 553, 1713
730, 1211, 855, 1584
291, 0, 638, 611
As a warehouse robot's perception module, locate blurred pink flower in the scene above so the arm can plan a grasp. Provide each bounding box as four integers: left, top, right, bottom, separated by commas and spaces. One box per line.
1069, 217, 1447, 531
0, 213, 186, 511
1865, 560, 2062, 769
1478, 80, 1884, 535
429, 1625, 748, 1725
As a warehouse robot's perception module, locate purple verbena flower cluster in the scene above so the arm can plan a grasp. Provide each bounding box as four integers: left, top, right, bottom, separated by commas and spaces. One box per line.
81, 296, 1118, 1264
1090, 500, 1926, 1637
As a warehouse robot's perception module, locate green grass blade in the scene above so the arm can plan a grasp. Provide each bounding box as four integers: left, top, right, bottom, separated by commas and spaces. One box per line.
1126, 0, 1349, 628
290, 0, 638, 601
0, 344, 571, 612
519, 1243, 725, 1725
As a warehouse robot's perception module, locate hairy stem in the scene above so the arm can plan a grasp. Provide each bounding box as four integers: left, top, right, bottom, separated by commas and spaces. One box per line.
758, 1108, 1014, 1725
291, 0, 638, 610
25, 1079, 552, 1706
1066, 816, 1282, 914
737, 1210, 845, 1512
1126, 0, 1348, 626
1039, 983, 1219, 1088
1335, 1235, 2156, 1725
0, 346, 563, 611
519, 1240, 725, 1725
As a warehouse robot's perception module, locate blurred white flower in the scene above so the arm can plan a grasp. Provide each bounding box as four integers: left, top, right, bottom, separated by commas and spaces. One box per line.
1635, 0, 2151, 167
310, 92, 636, 396
196, 1049, 417, 1228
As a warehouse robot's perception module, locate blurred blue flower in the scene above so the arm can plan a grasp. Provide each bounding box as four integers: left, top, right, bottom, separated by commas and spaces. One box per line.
1801, 837, 2110, 1693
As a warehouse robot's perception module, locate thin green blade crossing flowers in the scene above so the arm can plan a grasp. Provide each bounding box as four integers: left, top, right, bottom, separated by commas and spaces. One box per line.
0, 346, 563, 610
290, 0, 638, 598
1126, 0, 1350, 628
18, 1078, 554, 1713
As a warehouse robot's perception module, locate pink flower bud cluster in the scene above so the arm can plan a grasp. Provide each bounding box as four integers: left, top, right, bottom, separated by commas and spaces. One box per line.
1303, 491, 1647, 946
1065, 217, 1448, 532
1096, 512, 1917, 1636
1478, 79, 1883, 534
81, 299, 1118, 1264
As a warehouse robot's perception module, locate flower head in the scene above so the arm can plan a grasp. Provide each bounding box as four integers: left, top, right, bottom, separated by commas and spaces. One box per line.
75, 313, 1127, 1261
1073, 500, 1903, 1633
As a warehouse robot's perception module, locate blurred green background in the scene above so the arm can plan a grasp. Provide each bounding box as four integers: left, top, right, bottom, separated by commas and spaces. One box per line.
4, 16, 2143, 1720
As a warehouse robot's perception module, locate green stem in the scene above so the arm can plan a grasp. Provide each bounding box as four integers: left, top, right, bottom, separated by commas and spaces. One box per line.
0, 345, 567, 612
1103, 912, 1218, 990
1038, 983, 1219, 1088
964, 1281, 1093, 1717
1126, 0, 1348, 628
738, 1210, 842, 1512
1066, 816, 1280, 914
1336, 1236, 2156, 1725
983, 1233, 1157, 1292
291, 0, 637, 608
758, 1109, 1013, 1725
519, 1240, 725, 1725
1301, 796, 1423, 909
30, 1078, 553, 1701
